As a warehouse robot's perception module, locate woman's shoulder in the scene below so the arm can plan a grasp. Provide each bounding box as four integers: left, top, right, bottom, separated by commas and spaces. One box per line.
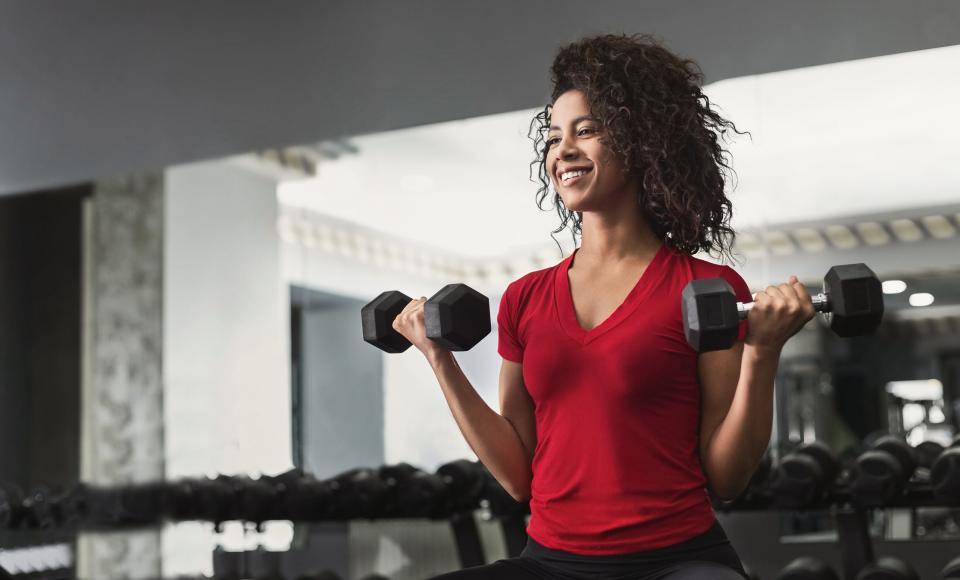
502, 259, 563, 301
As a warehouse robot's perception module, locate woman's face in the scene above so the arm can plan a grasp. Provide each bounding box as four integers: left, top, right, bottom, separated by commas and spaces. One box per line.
546, 89, 634, 212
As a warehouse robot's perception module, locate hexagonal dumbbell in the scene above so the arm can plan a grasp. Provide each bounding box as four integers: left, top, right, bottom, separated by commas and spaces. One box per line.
681, 263, 883, 352
777, 556, 840, 580
849, 435, 917, 508
771, 441, 839, 509
930, 438, 960, 503
361, 283, 490, 353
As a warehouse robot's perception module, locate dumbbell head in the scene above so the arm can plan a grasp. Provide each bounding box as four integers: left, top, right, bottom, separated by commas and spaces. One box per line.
854, 557, 918, 580
772, 442, 838, 509
850, 436, 917, 507
681, 278, 739, 353
914, 440, 945, 470
361, 291, 414, 353
424, 283, 490, 351
777, 556, 840, 580
823, 264, 883, 337
931, 446, 960, 501
942, 555, 960, 579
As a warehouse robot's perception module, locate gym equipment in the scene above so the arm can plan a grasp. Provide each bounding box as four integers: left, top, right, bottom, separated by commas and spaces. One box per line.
777, 556, 840, 580
942, 555, 960, 579
681, 263, 883, 352
378, 463, 448, 518
771, 442, 838, 509
436, 459, 488, 513
931, 445, 960, 502
914, 440, 945, 470
0, 483, 25, 529
849, 436, 917, 508
855, 557, 919, 580
361, 283, 490, 353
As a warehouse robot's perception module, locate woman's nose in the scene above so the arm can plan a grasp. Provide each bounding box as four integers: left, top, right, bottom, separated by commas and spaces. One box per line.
559, 140, 580, 159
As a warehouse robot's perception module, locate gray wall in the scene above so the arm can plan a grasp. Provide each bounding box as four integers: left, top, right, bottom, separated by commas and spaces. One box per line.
294, 290, 384, 477
0, 188, 85, 490
3, 1, 960, 195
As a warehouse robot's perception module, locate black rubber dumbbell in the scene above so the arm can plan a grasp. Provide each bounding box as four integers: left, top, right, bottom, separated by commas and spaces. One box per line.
849, 436, 918, 508
942, 555, 960, 579
436, 459, 488, 513
361, 283, 490, 353
285, 472, 337, 522
931, 440, 960, 503
378, 462, 448, 518
915, 440, 945, 470
777, 556, 840, 580
771, 442, 839, 509
855, 557, 919, 580
326, 467, 390, 520
681, 263, 883, 352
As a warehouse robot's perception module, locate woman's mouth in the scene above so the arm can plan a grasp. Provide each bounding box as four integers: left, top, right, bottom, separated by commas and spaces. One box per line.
559, 167, 592, 187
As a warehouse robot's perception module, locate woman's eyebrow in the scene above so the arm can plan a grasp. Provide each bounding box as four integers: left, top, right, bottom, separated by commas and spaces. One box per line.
548, 115, 598, 131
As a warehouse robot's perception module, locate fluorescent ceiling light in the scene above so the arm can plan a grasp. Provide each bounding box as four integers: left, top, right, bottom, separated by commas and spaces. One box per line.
882, 279, 907, 294
921, 215, 956, 239
890, 219, 924, 242
909, 292, 935, 307
855, 222, 891, 246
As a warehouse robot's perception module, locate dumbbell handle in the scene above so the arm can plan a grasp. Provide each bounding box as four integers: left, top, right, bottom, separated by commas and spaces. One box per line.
736, 293, 829, 320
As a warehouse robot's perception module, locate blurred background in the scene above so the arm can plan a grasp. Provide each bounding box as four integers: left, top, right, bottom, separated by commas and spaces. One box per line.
2, 2, 960, 579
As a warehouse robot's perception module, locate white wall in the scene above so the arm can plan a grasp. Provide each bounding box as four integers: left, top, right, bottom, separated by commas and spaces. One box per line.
162, 160, 293, 575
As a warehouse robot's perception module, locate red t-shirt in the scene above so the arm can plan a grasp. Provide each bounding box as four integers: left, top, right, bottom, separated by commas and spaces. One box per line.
496, 243, 752, 555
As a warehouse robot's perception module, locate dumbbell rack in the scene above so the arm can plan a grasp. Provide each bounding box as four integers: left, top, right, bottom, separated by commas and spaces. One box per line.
717, 486, 960, 580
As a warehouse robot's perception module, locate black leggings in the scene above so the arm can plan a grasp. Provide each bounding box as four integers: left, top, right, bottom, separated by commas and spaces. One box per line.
428, 520, 747, 580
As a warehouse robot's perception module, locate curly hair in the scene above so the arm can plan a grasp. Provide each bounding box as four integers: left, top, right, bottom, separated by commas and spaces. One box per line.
529, 33, 748, 263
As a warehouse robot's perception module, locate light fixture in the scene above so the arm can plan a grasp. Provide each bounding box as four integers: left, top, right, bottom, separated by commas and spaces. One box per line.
791, 228, 827, 252
909, 292, 935, 307
890, 219, 924, 242
824, 225, 859, 249
735, 233, 765, 257
855, 222, 891, 246
762, 230, 796, 255
921, 215, 957, 239
882, 280, 907, 294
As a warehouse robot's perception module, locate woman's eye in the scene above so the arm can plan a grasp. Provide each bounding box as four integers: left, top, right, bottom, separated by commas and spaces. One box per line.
578, 127, 595, 136
546, 137, 560, 147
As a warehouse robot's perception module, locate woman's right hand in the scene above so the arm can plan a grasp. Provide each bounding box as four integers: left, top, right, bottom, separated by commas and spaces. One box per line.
392, 296, 450, 363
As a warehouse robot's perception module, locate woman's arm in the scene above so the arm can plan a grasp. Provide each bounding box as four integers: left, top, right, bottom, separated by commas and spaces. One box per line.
429, 351, 535, 502
698, 342, 778, 500
698, 275, 815, 500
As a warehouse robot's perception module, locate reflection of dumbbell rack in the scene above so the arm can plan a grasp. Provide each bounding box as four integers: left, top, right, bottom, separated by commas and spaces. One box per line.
717, 436, 960, 579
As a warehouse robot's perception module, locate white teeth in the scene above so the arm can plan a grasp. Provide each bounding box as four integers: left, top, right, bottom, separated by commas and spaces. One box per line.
560, 169, 589, 182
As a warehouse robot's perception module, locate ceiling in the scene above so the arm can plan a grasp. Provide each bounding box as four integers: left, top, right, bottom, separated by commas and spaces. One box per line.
4, 1, 960, 195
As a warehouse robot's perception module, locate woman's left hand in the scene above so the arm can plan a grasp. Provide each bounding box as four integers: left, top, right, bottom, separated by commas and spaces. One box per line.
744, 275, 817, 354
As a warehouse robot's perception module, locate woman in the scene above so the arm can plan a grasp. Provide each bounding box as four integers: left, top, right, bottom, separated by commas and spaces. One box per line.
393, 34, 815, 580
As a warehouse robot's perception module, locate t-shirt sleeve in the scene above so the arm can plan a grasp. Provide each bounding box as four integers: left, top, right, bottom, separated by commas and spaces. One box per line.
496, 284, 524, 363
718, 266, 753, 342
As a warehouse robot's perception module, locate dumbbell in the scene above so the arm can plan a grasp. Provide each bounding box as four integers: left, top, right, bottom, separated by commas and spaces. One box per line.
915, 440, 945, 470
361, 283, 490, 353
436, 459, 488, 513
777, 556, 840, 580
942, 555, 960, 579
931, 439, 960, 502
856, 557, 919, 580
377, 462, 448, 518
771, 442, 839, 509
849, 436, 917, 507
681, 263, 883, 352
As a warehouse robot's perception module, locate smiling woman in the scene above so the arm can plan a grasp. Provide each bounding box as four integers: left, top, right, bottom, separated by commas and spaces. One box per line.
529, 33, 748, 262
422, 33, 776, 580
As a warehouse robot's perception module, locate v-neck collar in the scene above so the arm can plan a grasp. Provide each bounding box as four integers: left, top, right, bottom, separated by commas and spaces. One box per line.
554, 243, 671, 345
